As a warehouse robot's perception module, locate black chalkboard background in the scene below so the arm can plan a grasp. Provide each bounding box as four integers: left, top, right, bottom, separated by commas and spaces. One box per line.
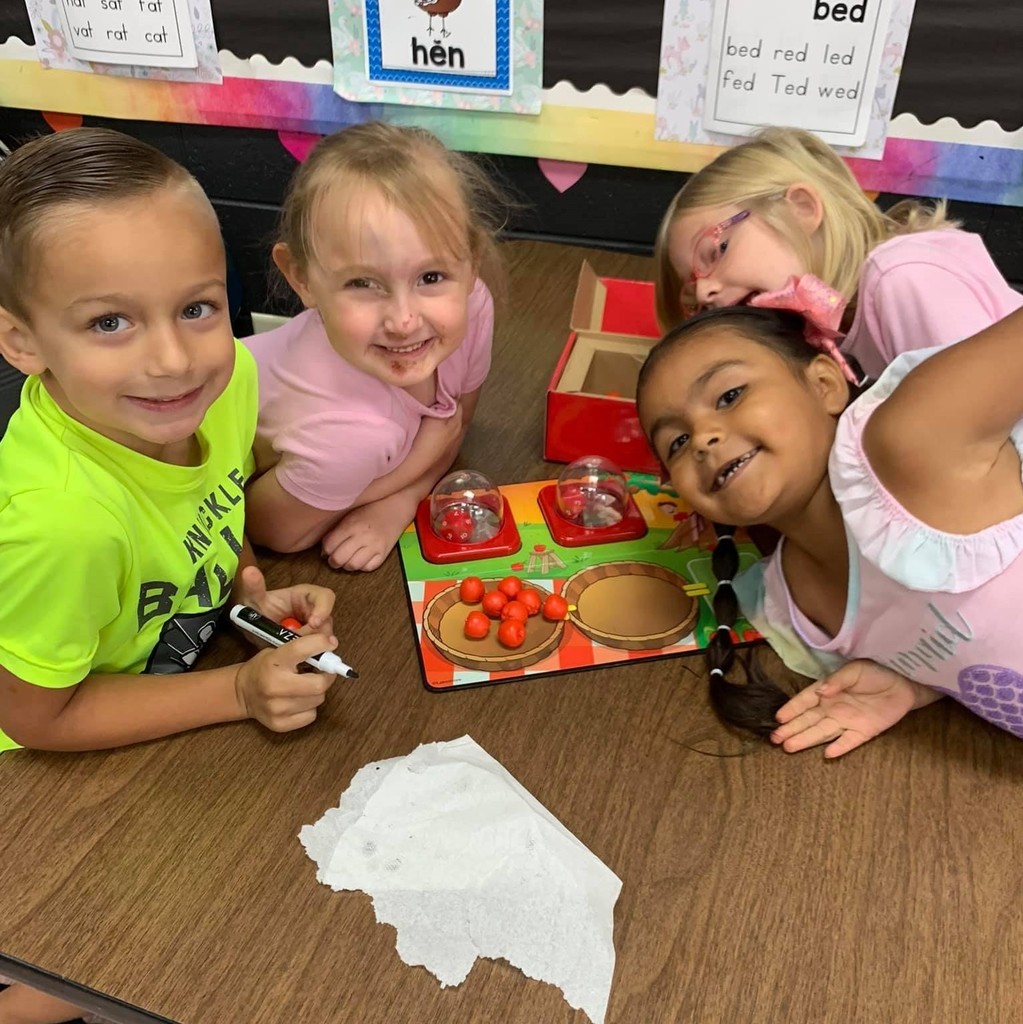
1, 0, 1020, 130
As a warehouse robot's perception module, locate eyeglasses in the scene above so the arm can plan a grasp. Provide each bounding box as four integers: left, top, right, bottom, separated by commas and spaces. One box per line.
679, 209, 751, 316
690, 209, 751, 281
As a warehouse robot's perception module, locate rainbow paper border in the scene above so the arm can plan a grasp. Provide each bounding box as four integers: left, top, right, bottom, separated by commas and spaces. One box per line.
2, 54, 1023, 205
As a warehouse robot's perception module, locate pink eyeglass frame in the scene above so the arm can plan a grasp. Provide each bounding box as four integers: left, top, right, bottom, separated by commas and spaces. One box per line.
679, 208, 751, 317
688, 208, 751, 282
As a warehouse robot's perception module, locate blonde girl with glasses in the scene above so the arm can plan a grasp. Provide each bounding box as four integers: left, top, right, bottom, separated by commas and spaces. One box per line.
654, 127, 1021, 383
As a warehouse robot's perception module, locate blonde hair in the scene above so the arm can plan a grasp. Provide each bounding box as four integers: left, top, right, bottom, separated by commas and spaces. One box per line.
275, 121, 507, 300
654, 127, 955, 330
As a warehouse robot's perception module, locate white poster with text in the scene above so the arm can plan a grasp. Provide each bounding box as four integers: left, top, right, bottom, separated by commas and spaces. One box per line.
366, 0, 509, 94
331, 0, 543, 114
656, 0, 917, 158
704, 0, 895, 146
57, 0, 199, 68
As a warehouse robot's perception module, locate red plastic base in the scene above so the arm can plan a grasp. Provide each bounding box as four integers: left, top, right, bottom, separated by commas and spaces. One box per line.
415, 495, 522, 565
536, 484, 648, 548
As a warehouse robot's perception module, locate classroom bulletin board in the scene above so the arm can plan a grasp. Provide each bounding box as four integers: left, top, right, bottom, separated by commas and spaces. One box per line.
2, 0, 1022, 205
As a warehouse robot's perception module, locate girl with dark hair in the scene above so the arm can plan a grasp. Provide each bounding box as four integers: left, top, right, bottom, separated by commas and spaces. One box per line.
638, 285, 1023, 757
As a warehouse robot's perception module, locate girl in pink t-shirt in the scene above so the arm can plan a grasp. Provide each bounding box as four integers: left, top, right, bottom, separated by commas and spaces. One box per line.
653, 127, 1021, 382
638, 299, 1023, 758
245, 122, 506, 571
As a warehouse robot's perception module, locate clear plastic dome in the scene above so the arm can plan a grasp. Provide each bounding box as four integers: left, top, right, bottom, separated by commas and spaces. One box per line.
555, 455, 628, 529
430, 469, 503, 544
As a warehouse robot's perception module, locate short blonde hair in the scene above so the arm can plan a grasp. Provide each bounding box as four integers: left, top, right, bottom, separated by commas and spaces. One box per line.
654, 127, 954, 330
275, 121, 507, 300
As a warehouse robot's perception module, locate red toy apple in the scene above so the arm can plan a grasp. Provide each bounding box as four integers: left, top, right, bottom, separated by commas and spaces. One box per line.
459, 576, 485, 604
497, 619, 526, 648
542, 594, 569, 621
500, 600, 529, 623
497, 575, 522, 598
516, 588, 541, 616
464, 611, 490, 639
481, 590, 508, 619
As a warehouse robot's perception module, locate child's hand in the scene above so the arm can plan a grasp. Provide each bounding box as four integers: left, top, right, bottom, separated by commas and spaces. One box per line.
235, 633, 338, 732
234, 565, 336, 638
771, 660, 925, 758
322, 490, 419, 571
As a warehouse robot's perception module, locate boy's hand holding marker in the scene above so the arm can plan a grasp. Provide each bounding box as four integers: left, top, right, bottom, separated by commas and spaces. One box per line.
229, 601, 360, 735
232, 626, 340, 734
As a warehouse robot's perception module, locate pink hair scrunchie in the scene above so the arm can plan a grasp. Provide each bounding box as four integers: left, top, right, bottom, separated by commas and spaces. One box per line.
749, 275, 860, 384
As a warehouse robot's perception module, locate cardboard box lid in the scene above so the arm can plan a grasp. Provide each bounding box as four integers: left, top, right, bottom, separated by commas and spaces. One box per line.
569, 261, 660, 339
570, 261, 608, 334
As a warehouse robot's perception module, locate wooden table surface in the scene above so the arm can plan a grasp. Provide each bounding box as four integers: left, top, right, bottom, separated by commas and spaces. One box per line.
2, 241, 1022, 1024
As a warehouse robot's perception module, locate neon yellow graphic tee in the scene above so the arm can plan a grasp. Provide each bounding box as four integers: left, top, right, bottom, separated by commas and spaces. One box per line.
0, 342, 257, 751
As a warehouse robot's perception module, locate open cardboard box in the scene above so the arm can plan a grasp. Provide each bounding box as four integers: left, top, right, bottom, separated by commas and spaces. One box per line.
544, 261, 662, 474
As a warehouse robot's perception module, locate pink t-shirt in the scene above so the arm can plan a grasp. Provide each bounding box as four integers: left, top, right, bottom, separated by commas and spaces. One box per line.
842, 230, 1023, 381
735, 349, 1023, 740
244, 279, 493, 511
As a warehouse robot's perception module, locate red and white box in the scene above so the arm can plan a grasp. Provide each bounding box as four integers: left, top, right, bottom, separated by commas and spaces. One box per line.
544, 261, 663, 474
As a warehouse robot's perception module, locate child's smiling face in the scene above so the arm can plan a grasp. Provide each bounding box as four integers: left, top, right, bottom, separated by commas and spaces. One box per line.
4, 185, 234, 462
278, 184, 475, 395
638, 324, 845, 528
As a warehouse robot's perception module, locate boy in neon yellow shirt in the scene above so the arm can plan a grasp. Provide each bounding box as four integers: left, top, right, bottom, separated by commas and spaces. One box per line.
0, 132, 344, 747
0, 124, 346, 1024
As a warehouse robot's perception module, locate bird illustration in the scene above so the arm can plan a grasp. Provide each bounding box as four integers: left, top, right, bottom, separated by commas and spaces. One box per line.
414, 0, 463, 38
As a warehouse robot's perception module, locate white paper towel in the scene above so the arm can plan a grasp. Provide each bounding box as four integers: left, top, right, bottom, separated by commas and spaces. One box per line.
299, 735, 622, 1024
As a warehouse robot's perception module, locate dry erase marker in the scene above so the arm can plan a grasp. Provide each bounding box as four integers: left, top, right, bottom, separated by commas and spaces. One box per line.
229, 604, 359, 679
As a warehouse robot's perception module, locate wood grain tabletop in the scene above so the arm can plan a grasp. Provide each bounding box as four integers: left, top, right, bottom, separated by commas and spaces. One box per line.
2, 241, 1021, 1024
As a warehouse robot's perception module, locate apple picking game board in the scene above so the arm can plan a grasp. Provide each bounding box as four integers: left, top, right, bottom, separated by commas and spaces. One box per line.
398, 473, 764, 691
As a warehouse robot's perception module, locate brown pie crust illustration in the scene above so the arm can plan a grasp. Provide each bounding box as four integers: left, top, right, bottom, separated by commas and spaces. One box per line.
562, 561, 698, 650
423, 580, 565, 672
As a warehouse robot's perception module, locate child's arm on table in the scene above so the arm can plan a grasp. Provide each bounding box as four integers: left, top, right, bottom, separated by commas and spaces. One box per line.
0, 538, 339, 752
245, 468, 345, 554
244, 416, 461, 554
352, 407, 469, 505
0, 635, 335, 751
322, 387, 481, 571
771, 660, 943, 758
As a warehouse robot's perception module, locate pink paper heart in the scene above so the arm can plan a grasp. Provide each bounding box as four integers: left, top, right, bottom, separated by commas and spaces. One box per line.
42, 111, 83, 133
277, 130, 324, 164
537, 158, 588, 193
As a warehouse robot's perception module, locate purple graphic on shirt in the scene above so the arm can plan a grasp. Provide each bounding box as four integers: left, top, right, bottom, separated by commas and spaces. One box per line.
937, 665, 1023, 739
